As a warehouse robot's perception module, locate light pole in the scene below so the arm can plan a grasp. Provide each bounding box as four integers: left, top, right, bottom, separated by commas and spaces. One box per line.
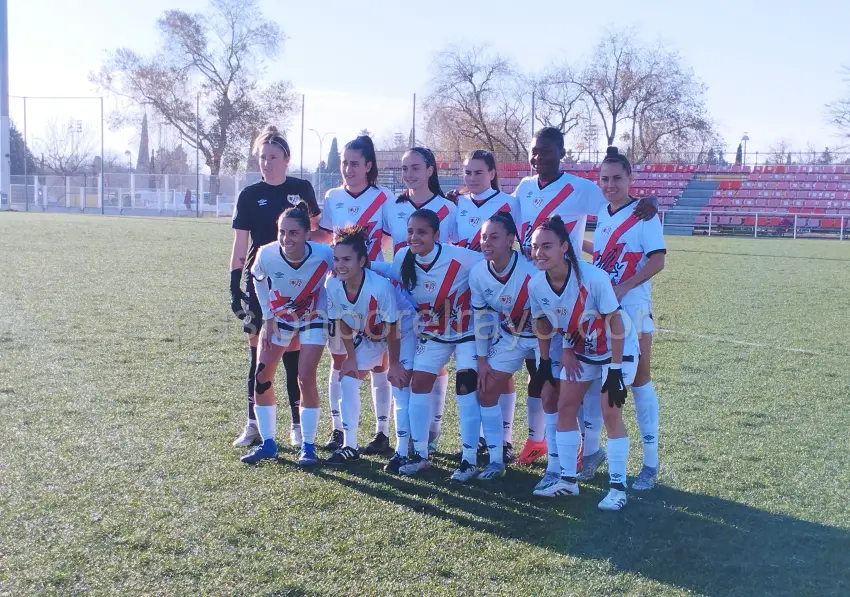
742, 133, 750, 166
124, 150, 132, 170
308, 128, 334, 195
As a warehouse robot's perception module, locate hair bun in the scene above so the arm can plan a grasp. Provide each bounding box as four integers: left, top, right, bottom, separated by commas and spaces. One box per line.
606, 146, 619, 157
263, 124, 280, 135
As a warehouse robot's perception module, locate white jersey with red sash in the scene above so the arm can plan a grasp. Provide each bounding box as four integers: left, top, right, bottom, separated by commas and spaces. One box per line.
390, 243, 483, 342
513, 172, 605, 254
455, 190, 520, 251
592, 200, 666, 307
383, 194, 456, 255
326, 268, 403, 348
469, 250, 537, 339
251, 241, 333, 331
320, 185, 394, 261
529, 260, 636, 363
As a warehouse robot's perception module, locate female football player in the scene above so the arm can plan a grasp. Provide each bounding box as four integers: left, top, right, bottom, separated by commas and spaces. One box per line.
230, 125, 321, 451
581, 147, 666, 490
324, 226, 417, 472
318, 135, 395, 456
528, 215, 639, 511
457, 150, 534, 465
241, 203, 334, 467
389, 209, 484, 481
469, 213, 556, 479
382, 146, 456, 455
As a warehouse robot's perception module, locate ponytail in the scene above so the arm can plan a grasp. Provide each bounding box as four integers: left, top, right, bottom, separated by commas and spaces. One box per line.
345, 135, 379, 187
486, 211, 518, 240
279, 200, 311, 231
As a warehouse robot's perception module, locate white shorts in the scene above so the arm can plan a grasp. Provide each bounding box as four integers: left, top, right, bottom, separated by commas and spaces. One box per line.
623, 301, 655, 336
328, 322, 346, 355
487, 333, 536, 374
352, 327, 417, 371
271, 322, 328, 347
534, 334, 564, 378
560, 355, 638, 386
413, 338, 478, 374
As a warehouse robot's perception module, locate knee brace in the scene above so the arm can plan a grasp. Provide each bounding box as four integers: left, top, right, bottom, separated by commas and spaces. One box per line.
255, 362, 272, 395
456, 370, 478, 395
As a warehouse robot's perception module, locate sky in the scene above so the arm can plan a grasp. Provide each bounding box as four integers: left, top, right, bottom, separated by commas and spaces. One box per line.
7, 0, 850, 171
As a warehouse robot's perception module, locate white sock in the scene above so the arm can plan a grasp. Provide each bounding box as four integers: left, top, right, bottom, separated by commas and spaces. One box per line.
480, 404, 504, 464
556, 430, 581, 479
371, 370, 392, 435
255, 404, 277, 443
526, 397, 545, 442
607, 436, 630, 488
498, 392, 516, 445
392, 386, 411, 455
340, 376, 363, 449
409, 391, 432, 458
430, 373, 448, 436
582, 377, 604, 456
456, 392, 481, 464
544, 412, 560, 474
300, 407, 320, 445
328, 368, 343, 431
632, 381, 660, 468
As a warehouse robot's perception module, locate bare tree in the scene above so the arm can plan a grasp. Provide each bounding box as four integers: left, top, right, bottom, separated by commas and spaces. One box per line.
826, 66, 850, 139
424, 45, 530, 159
90, 0, 297, 194
35, 119, 97, 176
532, 65, 584, 138
768, 139, 794, 164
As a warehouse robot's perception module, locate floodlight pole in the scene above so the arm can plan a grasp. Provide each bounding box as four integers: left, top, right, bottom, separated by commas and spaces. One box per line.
0, 0, 11, 208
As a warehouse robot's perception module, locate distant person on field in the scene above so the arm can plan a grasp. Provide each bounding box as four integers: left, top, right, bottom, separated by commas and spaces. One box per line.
184, 189, 192, 210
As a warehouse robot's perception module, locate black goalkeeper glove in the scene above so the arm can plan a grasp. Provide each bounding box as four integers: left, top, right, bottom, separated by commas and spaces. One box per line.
537, 358, 556, 388
229, 269, 249, 320
603, 365, 627, 408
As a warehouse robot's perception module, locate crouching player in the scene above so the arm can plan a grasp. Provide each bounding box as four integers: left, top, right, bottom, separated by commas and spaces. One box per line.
529, 216, 638, 510
323, 226, 417, 471
241, 204, 333, 466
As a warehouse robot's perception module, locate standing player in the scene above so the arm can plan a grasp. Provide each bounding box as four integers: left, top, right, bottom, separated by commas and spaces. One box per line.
318, 135, 395, 456
456, 149, 532, 465
389, 210, 485, 481
581, 147, 666, 490
383, 146, 456, 454
241, 205, 334, 466
513, 127, 657, 469
230, 125, 321, 450
528, 216, 638, 510
469, 214, 552, 479
323, 227, 417, 469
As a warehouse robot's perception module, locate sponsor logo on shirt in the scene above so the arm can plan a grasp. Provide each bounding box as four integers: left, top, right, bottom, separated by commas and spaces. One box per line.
423, 280, 436, 293
290, 278, 304, 288
499, 295, 513, 307
484, 288, 494, 297
274, 272, 286, 279
459, 209, 468, 216
526, 191, 533, 198
258, 199, 268, 206
335, 202, 345, 209
397, 212, 408, 219
348, 206, 360, 216
541, 298, 550, 305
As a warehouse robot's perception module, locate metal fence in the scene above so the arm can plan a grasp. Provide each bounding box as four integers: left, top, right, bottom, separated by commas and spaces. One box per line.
653, 209, 846, 240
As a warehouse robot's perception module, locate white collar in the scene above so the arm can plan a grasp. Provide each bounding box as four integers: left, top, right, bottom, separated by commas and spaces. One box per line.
415, 243, 440, 263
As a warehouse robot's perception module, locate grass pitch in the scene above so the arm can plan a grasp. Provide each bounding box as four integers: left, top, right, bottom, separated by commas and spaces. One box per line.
0, 213, 848, 597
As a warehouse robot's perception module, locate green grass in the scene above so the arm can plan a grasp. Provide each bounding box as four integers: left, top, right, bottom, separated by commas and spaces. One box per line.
1, 212, 849, 597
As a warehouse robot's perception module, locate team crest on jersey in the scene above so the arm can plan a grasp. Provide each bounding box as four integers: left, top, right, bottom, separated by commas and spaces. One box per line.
602, 226, 612, 235
556, 307, 568, 316
487, 345, 497, 358
416, 343, 426, 355
469, 217, 481, 226
287, 195, 301, 206
348, 206, 360, 216
499, 295, 513, 307
533, 196, 545, 208
290, 278, 304, 288
257, 199, 268, 206
423, 280, 436, 293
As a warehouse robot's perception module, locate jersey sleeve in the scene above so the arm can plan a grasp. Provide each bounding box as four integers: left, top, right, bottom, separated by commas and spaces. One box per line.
588, 266, 620, 316
300, 180, 321, 217
250, 250, 273, 320
319, 191, 333, 232
390, 248, 406, 283
232, 187, 253, 230
381, 188, 397, 233
369, 260, 398, 282
641, 215, 667, 256
378, 278, 399, 324
574, 179, 607, 216
528, 279, 545, 320
325, 277, 340, 320
457, 246, 485, 269
469, 267, 488, 310
443, 205, 458, 244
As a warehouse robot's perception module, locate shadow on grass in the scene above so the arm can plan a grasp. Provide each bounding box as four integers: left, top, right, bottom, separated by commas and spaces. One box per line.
314, 460, 849, 597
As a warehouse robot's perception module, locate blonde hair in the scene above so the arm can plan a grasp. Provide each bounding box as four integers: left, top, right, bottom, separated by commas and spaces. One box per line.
252, 125, 290, 157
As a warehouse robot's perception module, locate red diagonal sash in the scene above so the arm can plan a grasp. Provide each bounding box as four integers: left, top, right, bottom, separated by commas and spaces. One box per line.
356, 191, 387, 260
